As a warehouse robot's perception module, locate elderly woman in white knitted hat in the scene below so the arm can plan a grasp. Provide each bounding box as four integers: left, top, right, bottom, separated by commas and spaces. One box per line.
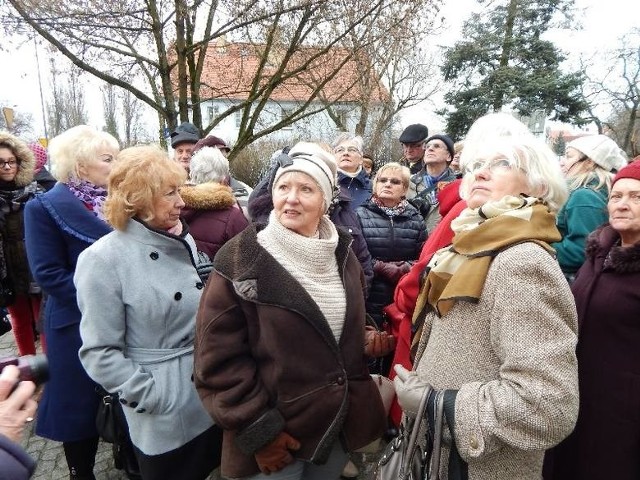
193, 141, 392, 480
554, 134, 628, 281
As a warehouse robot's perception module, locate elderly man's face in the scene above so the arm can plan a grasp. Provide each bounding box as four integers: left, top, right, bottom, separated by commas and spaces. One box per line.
174, 143, 195, 171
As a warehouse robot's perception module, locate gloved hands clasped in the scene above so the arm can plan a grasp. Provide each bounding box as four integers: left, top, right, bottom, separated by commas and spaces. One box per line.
254, 431, 301, 474
373, 260, 411, 284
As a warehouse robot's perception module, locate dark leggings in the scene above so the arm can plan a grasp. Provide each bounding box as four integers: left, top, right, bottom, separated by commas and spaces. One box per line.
63, 436, 99, 479
134, 425, 223, 480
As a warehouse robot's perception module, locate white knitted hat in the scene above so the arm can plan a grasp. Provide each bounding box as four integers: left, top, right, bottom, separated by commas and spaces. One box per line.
567, 135, 628, 173
272, 142, 337, 211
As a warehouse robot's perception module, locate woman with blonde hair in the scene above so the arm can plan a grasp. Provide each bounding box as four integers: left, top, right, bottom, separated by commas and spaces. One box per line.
553, 134, 627, 281
76, 145, 222, 479
356, 162, 426, 374
24, 125, 119, 479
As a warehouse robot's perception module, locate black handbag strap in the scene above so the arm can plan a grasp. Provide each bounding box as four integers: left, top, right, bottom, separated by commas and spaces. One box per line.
428, 391, 445, 480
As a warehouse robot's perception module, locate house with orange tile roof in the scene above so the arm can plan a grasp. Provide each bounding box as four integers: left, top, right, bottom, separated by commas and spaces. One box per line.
193, 38, 390, 146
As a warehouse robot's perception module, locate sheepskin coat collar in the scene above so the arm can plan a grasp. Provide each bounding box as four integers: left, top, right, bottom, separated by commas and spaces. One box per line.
585, 224, 640, 274
180, 182, 236, 211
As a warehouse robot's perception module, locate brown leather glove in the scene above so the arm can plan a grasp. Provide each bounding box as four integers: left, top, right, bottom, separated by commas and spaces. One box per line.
364, 325, 396, 357
374, 261, 410, 284
254, 431, 301, 474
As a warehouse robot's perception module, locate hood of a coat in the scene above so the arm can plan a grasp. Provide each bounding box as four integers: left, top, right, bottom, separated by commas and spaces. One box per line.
180, 182, 236, 211
0, 131, 35, 187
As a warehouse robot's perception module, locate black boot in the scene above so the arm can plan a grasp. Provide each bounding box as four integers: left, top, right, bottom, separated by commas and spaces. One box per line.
63, 437, 99, 480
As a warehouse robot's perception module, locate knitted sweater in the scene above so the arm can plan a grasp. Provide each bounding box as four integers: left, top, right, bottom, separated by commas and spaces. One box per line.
257, 212, 346, 339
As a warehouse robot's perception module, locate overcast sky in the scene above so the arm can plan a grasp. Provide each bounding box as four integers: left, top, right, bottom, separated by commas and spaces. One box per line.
1, 0, 638, 141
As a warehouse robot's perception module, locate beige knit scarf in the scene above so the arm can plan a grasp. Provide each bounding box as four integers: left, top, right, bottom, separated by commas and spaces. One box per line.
258, 211, 347, 340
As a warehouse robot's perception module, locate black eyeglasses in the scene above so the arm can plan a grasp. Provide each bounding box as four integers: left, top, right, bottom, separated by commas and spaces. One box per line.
0, 160, 19, 168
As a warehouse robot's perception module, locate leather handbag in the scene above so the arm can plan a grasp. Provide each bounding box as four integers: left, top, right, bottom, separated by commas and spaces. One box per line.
372, 387, 447, 480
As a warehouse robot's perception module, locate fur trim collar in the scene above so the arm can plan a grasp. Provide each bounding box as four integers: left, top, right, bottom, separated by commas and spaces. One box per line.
585, 225, 640, 273
180, 182, 236, 210
0, 131, 35, 187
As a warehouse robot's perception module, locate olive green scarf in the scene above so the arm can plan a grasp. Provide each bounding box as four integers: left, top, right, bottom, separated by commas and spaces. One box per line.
410, 196, 561, 354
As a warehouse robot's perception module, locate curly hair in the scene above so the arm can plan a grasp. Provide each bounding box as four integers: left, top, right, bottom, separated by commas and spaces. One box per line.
104, 145, 187, 230
47, 125, 119, 182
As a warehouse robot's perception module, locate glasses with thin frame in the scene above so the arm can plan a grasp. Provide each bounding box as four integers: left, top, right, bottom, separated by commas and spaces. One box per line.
334, 146, 361, 155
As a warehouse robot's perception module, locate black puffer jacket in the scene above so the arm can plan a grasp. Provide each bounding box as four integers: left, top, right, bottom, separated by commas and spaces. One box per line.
357, 200, 426, 327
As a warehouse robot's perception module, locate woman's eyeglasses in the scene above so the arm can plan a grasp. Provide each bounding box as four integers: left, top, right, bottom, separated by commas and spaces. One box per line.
334, 146, 361, 155
465, 158, 513, 174
377, 177, 402, 185
0, 160, 18, 168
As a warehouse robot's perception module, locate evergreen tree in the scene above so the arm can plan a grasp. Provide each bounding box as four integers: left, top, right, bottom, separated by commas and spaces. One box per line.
439, 0, 588, 139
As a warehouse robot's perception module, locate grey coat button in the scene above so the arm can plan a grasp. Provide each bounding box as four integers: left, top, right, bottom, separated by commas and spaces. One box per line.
130, 401, 138, 408
150, 251, 159, 260
174, 292, 182, 300
136, 408, 146, 413
196, 282, 204, 289
119, 398, 127, 405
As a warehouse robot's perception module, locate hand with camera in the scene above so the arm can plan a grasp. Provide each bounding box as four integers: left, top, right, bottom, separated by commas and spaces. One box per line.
0, 365, 38, 443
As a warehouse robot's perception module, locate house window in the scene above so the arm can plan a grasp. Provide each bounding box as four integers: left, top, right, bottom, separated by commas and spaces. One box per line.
281, 107, 294, 129
337, 110, 348, 128
235, 110, 242, 128
207, 105, 220, 122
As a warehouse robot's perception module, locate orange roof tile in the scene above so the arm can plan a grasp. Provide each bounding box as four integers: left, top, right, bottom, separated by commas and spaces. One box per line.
196, 41, 389, 104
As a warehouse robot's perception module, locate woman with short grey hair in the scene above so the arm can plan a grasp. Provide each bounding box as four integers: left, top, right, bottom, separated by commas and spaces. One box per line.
181, 147, 248, 259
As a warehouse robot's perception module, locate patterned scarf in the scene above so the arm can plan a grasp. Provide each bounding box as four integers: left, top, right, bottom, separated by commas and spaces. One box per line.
66, 178, 107, 220
371, 195, 408, 217
412, 195, 560, 324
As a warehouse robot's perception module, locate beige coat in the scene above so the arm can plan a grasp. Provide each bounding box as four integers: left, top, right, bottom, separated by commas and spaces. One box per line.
414, 242, 579, 479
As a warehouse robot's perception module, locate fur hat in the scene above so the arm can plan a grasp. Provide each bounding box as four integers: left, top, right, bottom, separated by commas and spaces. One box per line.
170, 122, 200, 148
612, 161, 640, 187
0, 131, 35, 186
567, 135, 627, 173
425, 134, 455, 159
28, 142, 48, 174
193, 135, 230, 154
272, 142, 337, 212
399, 124, 429, 144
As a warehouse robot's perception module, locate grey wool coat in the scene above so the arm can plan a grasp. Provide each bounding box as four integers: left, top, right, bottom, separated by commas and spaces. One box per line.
414, 242, 579, 480
76, 218, 214, 455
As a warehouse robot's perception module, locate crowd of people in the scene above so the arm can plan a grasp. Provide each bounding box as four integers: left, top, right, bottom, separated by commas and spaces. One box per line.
0, 115, 638, 480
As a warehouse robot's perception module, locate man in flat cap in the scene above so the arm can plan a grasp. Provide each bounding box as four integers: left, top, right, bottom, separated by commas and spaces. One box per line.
171, 122, 201, 173
399, 124, 429, 175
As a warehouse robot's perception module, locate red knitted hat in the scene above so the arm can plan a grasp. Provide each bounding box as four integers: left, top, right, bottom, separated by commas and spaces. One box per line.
612, 161, 640, 187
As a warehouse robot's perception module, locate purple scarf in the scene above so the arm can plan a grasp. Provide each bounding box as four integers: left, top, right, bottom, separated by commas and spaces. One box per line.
66, 178, 107, 220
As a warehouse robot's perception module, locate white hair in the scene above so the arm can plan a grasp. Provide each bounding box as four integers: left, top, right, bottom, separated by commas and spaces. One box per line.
459, 112, 533, 170
459, 135, 569, 213
331, 132, 364, 153
188, 147, 230, 185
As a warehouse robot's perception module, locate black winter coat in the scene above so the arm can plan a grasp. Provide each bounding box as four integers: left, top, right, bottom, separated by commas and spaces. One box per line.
357, 200, 426, 326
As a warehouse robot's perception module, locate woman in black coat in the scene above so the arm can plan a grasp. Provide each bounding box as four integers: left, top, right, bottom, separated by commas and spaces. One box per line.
548, 161, 640, 479
356, 162, 426, 374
